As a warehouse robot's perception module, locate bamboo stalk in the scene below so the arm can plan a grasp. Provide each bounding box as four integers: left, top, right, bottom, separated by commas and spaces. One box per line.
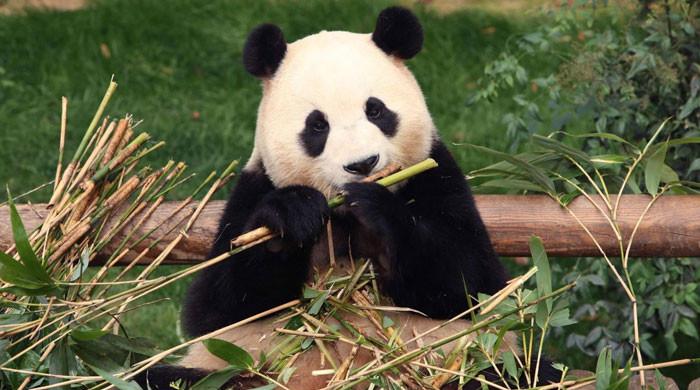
71, 80, 118, 164
53, 97, 68, 193
232, 160, 432, 247
535, 358, 700, 390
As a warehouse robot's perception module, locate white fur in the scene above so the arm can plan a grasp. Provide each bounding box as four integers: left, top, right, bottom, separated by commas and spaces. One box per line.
245, 31, 436, 196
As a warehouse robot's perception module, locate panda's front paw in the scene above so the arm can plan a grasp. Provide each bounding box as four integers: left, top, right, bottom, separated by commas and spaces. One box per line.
246, 185, 329, 246
342, 182, 407, 236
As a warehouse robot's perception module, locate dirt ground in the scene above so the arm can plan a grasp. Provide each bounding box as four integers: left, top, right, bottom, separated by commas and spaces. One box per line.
1, 0, 554, 15
0, 0, 84, 14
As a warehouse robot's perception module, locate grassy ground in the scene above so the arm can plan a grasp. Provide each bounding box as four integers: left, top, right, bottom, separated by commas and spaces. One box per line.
0, 0, 558, 200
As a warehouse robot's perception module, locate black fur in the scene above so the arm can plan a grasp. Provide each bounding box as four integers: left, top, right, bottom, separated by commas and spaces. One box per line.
372, 6, 424, 59
134, 365, 209, 389
365, 97, 398, 137
299, 110, 330, 157
243, 23, 287, 78
185, 139, 505, 334
181, 170, 328, 337
133, 365, 265, 390
342, 140, 507, 317
152, 140, 561, 389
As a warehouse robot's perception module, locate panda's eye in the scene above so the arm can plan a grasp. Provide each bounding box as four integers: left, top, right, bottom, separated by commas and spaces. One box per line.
312, 119, 329, 133
305, 110, 329, 134
366, 106, 382, 119
365, 98, 385, 120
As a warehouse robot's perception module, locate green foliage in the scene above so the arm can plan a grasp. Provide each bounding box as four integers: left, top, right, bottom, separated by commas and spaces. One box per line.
0, 192, 57, 296
202, 339, 254, 369
471, 0, 700, 183
594, 347, 633, 390
470, 5, 700, 378
469, 122, 700, 378
559, 257, 700, 361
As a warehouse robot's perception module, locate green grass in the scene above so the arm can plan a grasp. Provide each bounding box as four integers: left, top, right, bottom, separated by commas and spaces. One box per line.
0, 0, 560, 367
0, 0, 553, 201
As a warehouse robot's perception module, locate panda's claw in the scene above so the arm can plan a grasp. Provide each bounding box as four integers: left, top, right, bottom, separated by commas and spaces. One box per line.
342, 182, 407, 236
245, 185, 330, 246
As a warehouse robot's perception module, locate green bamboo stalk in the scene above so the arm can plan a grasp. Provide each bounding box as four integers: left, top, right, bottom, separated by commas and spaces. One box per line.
71, 80, 118, 164
231, 158, 438, 247
327, 158, 438, 208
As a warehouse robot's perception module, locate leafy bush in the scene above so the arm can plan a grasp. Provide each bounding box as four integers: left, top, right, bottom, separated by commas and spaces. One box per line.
468, 1, 700, 374
469, 0, 700, 181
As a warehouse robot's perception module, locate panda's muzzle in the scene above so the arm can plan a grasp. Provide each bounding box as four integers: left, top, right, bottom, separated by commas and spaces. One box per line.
343, 154, 379, 176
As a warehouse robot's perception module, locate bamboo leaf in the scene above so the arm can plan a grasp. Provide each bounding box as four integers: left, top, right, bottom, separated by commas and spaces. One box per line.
667, 137, 700, 147
88, 365, 141, 390
612, 360, 632, 390
250, 384, 277, 390
69, 249, 91, 282
644, 142, 667, 195
533, 134, 591, 163
659, 163, 679, 185
549, 308, 576, 327
558, 192, 578, 206
6, 189, 52, 283
71, 328, 109, 341
203, 339, 254, 369
308, 291, 329, 315
73, 340, 125, 373
479, 179, 545, 192
191, 367, 242, 390
0, 251, 40, 288
655, 369, 667, 390
590, 154, 629, 165
595, 347, 612, 390
280, 367, 297, 384
555, 131, 638, 150
470, 152, 559, 177
464, 144, 555, 194
529, 236, 552, 312
501, 351, 518, 380
627, 175, 642, 194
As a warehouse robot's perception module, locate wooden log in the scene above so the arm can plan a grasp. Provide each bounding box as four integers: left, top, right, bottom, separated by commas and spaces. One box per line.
1, 195, 699, 263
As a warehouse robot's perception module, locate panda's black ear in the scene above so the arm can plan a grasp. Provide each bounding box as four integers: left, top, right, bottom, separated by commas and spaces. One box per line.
372, 6, 423, 60
243, 23, 287, 78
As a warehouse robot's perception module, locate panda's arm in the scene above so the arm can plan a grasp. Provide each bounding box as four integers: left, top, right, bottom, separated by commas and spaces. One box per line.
181, 169, 327, 337
344, 140, 508, 319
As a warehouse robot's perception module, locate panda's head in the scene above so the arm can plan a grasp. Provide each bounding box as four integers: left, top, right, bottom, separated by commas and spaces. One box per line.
243, 7, 435, 195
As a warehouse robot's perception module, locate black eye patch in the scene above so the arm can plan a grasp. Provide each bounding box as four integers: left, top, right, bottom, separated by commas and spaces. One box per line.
299, 110, 329, 157
365, 97, 398, 137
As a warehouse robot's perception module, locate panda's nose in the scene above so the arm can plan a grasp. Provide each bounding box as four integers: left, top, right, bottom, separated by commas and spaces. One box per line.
343, 155, 379, 176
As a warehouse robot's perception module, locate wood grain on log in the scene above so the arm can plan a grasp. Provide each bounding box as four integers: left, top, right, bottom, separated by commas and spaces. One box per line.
1, 195, 699, 264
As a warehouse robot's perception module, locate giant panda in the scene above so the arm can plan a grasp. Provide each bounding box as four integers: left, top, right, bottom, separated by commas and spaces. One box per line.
136, 6, 558, 390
